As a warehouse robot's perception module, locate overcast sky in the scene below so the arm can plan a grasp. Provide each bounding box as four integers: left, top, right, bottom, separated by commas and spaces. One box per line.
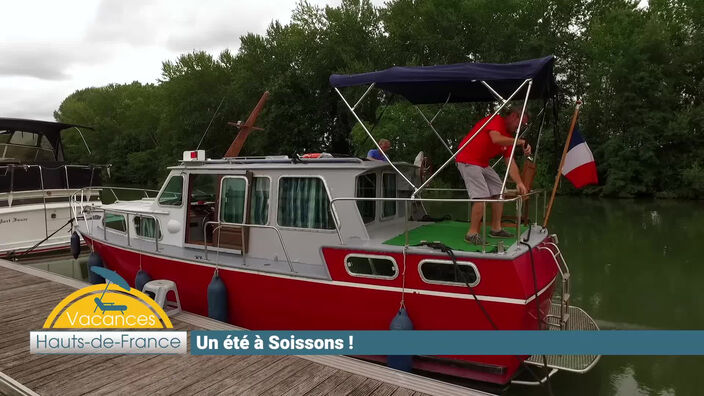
1, 0, 374, 121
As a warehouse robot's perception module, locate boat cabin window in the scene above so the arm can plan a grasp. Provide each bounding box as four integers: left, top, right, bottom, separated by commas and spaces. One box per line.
0, 130, 55, 162
382, 172, 397, 218
250, 177, 270, 225
356, 173, 376, 223
419, 260, 480, 287
134, 216, 161, 239
158, 175, 183, 206
345, 254, 398, 279
220, 177, 247, 224
104, 213, 126, 233
278, 177, 335, 230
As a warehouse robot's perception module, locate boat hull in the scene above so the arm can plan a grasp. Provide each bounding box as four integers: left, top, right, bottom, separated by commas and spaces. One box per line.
0, 201, 75, 257
84, 235, 557, 385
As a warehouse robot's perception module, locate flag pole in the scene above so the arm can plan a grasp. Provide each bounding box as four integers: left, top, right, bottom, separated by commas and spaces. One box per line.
543, 100, 582, 228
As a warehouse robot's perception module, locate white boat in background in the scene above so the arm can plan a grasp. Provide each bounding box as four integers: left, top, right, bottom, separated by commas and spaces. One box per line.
0, 118, 104, 258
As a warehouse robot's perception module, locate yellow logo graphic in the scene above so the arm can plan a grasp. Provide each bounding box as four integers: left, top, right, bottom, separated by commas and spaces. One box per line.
43, 267, 173, 329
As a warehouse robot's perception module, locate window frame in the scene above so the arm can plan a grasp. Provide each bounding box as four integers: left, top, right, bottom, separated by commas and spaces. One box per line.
355, 172, 377, 224
380, 171, 398, 221
157, 174, 185, 208
344, 253, 399, 280
132, 215, 162, 241
218, 175, 250, 225
8, 131, 40, 147
276, 175, 338, 232
418, 259, 481, 287
103, 211, 127, 234
249, 175, 271, 226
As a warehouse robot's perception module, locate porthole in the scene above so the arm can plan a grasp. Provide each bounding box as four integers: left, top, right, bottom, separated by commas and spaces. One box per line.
419, 259, 480, 287
344, 254, 398, 279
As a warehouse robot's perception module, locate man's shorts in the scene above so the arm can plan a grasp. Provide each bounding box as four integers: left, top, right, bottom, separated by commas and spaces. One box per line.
457, 163, 503, 198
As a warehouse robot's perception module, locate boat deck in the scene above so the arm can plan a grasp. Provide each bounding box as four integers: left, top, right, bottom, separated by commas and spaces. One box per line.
0, 259, 488, 396
384, 221, 530, 253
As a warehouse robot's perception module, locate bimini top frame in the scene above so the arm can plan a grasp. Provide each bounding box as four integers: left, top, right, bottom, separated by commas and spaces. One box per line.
330, 55, 556, 198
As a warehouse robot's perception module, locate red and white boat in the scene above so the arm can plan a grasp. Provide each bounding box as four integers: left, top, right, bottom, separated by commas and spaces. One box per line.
71, 56, 599, 386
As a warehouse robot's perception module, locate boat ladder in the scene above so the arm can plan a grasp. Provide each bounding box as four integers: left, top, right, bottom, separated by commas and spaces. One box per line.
539, 237, 570, 329
513, 236, 601, 386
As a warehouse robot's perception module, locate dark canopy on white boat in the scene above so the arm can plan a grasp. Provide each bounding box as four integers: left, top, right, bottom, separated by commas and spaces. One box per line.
329, 56, 556, 104
0, 118, 100, 194
0, 118, 93, 162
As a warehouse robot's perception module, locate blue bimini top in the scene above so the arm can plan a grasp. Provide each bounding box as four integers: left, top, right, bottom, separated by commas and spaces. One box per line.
329, 56, 556, 104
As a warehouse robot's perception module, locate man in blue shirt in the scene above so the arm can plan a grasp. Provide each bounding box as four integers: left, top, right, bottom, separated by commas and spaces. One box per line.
367, 139, 391, 161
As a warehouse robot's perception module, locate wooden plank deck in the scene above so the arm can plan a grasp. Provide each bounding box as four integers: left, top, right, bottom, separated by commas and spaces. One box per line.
0, 259, 489, 396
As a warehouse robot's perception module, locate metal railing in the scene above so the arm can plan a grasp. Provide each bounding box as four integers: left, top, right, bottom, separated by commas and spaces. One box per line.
70, 186, 160, 212
203, 221, 295, 272
330, 189, 546, 253
94, 207, 162, 252
0, 163, 110, 193
70, 186, 161, 242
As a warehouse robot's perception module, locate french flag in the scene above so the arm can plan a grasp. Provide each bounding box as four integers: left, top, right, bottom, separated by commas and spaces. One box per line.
561, 127, 598, 188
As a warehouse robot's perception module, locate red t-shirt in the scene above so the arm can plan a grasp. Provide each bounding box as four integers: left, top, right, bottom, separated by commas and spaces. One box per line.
456, 115, 515, 167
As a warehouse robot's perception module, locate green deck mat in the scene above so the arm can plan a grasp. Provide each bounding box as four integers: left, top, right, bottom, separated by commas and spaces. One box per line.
383, 220, 529, 253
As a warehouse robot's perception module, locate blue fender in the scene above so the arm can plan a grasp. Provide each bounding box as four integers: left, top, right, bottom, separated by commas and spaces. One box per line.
387, 307, 414, 372
207, 272, 229, 322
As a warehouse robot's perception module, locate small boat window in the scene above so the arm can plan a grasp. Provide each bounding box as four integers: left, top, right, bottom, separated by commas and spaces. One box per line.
9, 131, 40, 146
250, 177, 270, 225
278, 177, 334, 229
158, 175, 184, 206
104, 213, 126, 233
0, 130, 55, 162
356, 173, 376, 223
345, 254, 398, 279
220, 177, 247, 223
419, 259, 480, 287
134, 216, 161, 239
382, 172, 397, 218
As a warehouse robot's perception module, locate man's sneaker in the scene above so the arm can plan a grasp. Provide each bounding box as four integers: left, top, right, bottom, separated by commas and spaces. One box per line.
489, 229, 513, 238
464, 233, 484, 245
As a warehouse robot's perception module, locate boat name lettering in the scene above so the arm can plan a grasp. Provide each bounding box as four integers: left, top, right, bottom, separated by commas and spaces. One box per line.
0, 217, 28, 225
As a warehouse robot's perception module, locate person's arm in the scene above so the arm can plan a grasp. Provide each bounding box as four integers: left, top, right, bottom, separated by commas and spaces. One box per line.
489, 130, 525, 147
489, 130, 532, 155
504, 157, 528, 195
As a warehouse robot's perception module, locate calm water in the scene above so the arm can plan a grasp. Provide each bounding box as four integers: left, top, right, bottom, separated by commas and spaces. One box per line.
22, 197, 703, 395
511, 197, 704, 396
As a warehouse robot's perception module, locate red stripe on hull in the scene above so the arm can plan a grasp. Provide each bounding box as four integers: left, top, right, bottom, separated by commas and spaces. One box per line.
85, 236, 557, 385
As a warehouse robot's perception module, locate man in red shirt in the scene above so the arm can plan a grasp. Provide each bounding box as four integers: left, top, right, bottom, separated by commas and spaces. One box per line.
456, 109, 531, 244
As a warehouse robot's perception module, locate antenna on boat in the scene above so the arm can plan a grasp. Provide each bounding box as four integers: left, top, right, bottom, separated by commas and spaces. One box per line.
223, 91, 269, 158
196, 96, 226, 150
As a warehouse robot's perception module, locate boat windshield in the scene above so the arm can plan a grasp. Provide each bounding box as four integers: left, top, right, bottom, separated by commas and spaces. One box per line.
0, 130, 56, 162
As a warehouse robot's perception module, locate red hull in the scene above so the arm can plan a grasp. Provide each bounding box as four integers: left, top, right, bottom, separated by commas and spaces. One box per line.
85, 236, 557, 385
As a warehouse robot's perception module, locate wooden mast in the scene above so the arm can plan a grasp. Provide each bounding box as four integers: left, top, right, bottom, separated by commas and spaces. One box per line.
543, 100, 581, 228
223, 91, 269, 158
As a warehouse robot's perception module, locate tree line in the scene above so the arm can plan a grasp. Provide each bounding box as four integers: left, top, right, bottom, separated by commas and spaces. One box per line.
55, 0, 704, 198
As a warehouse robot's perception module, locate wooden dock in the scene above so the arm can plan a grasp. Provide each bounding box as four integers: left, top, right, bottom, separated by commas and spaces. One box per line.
0, 259, 489, 396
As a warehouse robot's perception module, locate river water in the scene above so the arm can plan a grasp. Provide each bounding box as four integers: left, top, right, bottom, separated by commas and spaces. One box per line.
512, 197, 703, 396
21, 197, 702, 395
